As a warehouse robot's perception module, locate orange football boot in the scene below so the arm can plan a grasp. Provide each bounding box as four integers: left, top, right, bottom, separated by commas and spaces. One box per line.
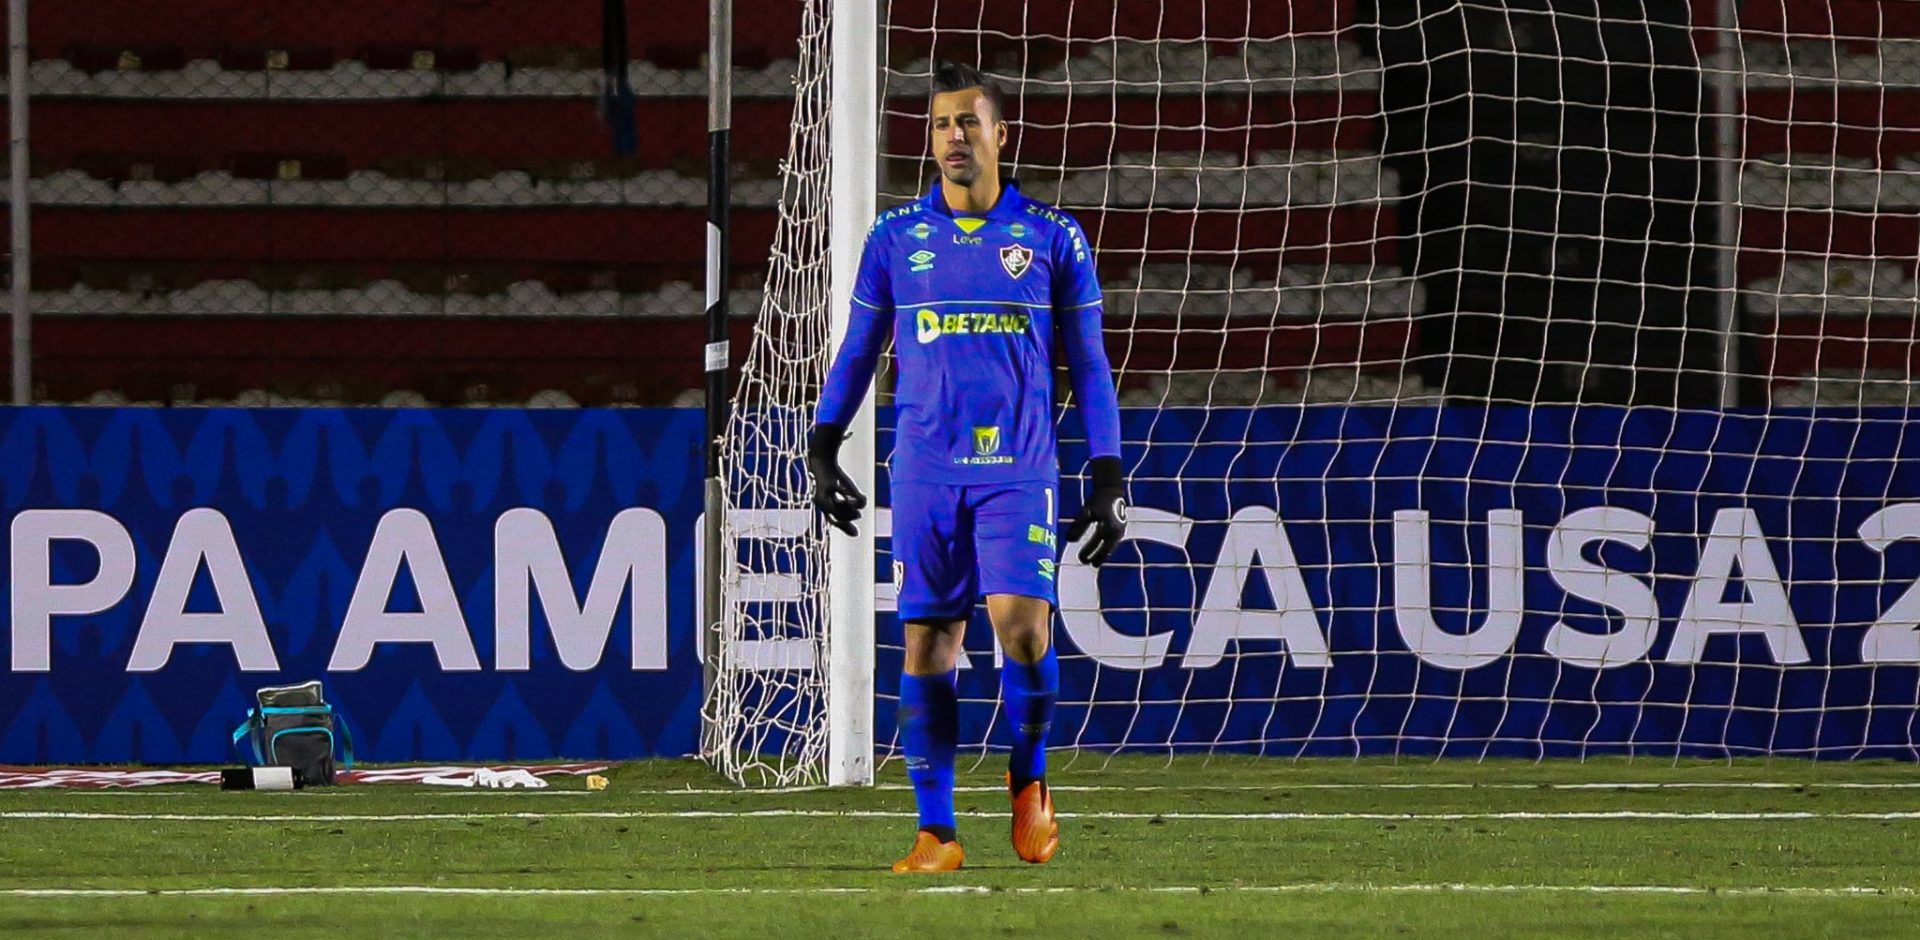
1008, 775, 1060, 863
891, 831, 965, 873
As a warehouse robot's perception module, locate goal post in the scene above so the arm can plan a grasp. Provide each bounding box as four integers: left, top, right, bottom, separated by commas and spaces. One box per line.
825, 0, 879, 788
702, 0, 879, 787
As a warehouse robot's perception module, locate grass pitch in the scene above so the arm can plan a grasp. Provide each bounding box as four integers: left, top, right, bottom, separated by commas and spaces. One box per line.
2, 755, 1919, 938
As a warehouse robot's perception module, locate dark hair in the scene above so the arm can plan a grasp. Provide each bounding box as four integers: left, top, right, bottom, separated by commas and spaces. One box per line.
930, 61, 1004, 121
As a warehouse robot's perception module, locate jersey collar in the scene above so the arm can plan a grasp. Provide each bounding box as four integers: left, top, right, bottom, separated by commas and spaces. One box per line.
921, 177, 1025, 222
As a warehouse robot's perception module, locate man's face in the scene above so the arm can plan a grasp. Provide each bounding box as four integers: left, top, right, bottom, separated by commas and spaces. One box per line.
930, 87, 1005, 187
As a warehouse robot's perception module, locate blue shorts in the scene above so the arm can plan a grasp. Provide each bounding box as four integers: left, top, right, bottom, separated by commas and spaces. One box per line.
891, 481, 1059, 622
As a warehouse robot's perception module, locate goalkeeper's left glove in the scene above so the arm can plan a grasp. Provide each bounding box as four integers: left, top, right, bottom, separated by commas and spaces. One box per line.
1064, 455, 1128, 567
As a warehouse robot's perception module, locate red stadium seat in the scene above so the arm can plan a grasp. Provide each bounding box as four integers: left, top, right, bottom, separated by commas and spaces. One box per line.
1736, 0, 1920, 41
22, 89, 1379, 179
23, 99, 786, 172
227, 152, 352, 182
26, 315, 761, 405
213, 44, 337, 72
1761, 313, 1920, 379
357, 43, 482, 73
372, 154, 499, 182
60, 42, 186, 73
504, 45, 601, 70
29, 205, 1387, 272
31, 260, 82, 292
882, 0, 1355, 42
245, 263, 373, 293
72, 261, 203, 293
1744, 90, 1920, 165
1738, 209, 1920, 285
68, 153, 201, 184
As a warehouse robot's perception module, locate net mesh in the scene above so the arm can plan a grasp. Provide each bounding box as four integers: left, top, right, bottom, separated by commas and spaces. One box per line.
711, 0, 1920, 781
704, 0, 837, 786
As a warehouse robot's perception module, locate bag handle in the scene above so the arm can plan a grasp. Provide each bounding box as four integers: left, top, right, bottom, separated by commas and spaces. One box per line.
334, 714, 356, 770
229, 709, 264, 766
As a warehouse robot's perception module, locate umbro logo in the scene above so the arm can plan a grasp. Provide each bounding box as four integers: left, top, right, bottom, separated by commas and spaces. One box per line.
999, 243, 1033, 279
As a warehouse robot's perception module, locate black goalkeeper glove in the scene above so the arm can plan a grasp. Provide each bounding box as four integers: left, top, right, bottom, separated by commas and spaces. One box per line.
1064, 455, 1128, 567
807, 423, 867, 536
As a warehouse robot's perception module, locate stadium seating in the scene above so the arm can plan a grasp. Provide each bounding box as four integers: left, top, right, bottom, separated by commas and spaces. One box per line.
11, 0, 1918, 404
31, 1, 802, 65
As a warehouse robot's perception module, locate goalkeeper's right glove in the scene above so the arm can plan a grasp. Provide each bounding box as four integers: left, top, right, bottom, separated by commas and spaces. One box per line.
807, 423, 867, 536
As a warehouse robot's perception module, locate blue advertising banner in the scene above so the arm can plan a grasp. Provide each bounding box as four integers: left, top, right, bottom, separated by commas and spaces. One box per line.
0, 408, 707, 763
1010, 407, 1920, 759
3, 406, 1920, 764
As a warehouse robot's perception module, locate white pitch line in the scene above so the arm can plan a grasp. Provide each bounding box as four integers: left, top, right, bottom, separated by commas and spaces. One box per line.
64, 790, 597, 798
614, 781, 1920, 795
6, 809, 1920, 823
1, 883, 1915, 899
26, 782, 1920, 797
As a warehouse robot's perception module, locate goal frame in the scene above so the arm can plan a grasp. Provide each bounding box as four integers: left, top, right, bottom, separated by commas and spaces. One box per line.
706, 0, 1777, 784
823, 0, 879, 787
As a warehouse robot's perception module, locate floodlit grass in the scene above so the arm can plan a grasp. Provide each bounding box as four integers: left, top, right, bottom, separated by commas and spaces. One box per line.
2, 755, 1918, 938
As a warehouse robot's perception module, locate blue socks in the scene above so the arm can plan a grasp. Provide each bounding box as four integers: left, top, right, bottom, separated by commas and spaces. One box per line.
1001, 644, 1059, 791
898, 647, 1058, 840
898, 670, 959, 840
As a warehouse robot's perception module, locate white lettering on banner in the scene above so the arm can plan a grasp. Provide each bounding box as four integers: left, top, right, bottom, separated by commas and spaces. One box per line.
329, 509, 482, 672
1185, 507, 1330, 669
874, 508, 896, 615
1666, 508, 1810, 664
1858, 502, 1920, 662
1058, 507, 1185, 670
495, 507, 668, 671
1393, 509, 1526, 670
1543, 507, 1660, 669
701, 508, 991, 671
128, 508, 278, 672
694, 509, 820, 672
2, 500, 1902, 675
10, 510, 137, 672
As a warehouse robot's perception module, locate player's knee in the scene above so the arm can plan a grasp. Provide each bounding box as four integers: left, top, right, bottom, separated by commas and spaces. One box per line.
998, 621, 1050, 664
904, 647, 957, 675
904, 621, 965, 674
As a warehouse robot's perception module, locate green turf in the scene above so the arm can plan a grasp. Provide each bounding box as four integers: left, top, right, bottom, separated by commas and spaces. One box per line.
2, 755, 1918, 938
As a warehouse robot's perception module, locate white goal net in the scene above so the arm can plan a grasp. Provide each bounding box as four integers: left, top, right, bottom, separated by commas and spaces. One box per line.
701, 0, 838, 786
707, 0, 1920, 785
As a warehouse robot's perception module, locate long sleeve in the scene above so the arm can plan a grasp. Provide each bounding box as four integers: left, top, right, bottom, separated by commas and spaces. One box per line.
815, 226, 895, 427
1053, 219, 1122, 460
1060, 302, 1122, 459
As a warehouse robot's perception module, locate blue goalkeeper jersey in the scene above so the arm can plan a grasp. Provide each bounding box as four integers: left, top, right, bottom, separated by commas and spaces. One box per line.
815, 180, 1122, 485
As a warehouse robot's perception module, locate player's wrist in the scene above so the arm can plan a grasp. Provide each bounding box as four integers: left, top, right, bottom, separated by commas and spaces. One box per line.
808, 423, 847, 463
1087, 455, 1124, 495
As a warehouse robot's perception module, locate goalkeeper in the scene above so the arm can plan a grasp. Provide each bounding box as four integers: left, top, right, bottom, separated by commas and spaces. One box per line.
808, 62, 1126, 873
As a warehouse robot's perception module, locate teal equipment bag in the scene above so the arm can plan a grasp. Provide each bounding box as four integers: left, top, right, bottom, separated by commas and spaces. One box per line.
231, 681, 354, 786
